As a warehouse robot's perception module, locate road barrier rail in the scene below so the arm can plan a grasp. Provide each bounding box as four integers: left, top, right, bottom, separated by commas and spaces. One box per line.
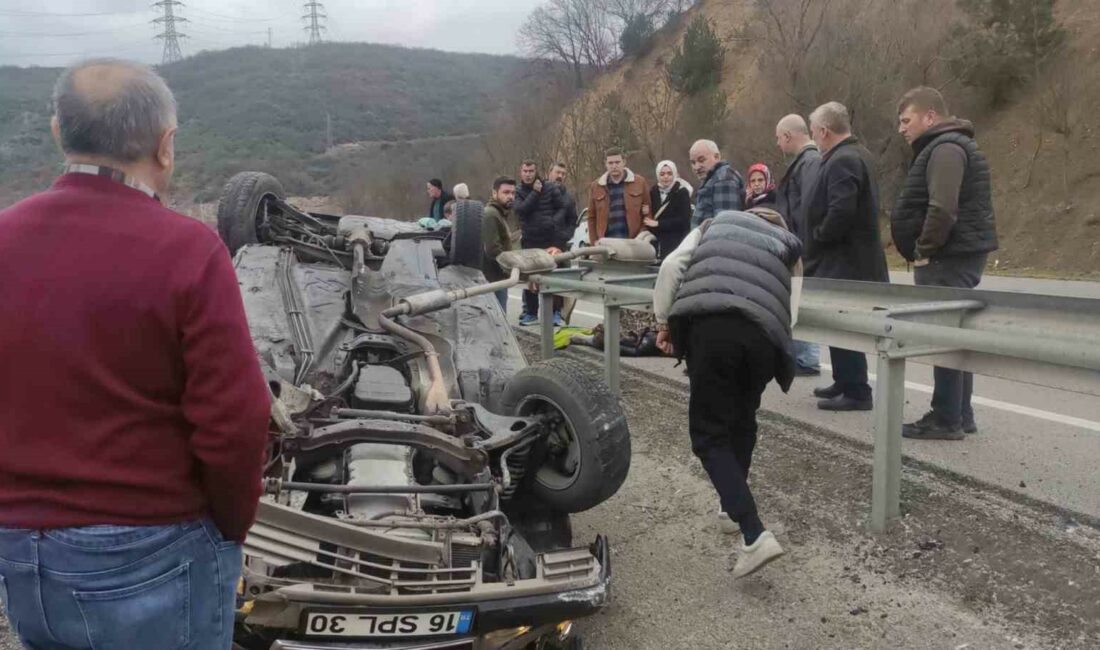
531, 260, 1100, 531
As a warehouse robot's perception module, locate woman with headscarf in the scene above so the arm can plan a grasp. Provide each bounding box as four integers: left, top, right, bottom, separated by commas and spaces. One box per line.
643, 160, 694, 259
745, 162, 778, 209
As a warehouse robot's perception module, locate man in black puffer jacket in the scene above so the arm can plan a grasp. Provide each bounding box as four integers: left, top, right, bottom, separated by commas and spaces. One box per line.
514, 159, 568, 326
654, 206, 802, 580
893, 87, 998, 440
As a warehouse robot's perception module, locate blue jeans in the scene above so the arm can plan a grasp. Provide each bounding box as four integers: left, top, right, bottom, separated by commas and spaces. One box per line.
0, 520, 241, 650
793, 340, 820, 370
495, 289, 508, 314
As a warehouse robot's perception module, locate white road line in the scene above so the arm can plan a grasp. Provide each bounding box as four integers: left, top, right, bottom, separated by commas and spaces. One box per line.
516, 295, 1100, 433
818, 363, 1100, 433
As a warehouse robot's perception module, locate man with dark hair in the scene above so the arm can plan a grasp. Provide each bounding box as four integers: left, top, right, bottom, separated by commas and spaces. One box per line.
587, 147, 651, 243
894, 87, 998, 440
549, 160, 579, 243
482, 176, 520, 312
805, 101, 890, 411
426, 178, 454, 222
689, 139, 745, 228
515, 159, 568, 326
0, 59, 269, 650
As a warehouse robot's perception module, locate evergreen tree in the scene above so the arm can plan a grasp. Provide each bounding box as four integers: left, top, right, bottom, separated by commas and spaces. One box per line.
667, 16, 726, 96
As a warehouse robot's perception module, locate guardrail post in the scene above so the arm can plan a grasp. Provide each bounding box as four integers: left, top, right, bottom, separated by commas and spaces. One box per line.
540, 291, 555, 360
870, 344, 905, 532
604, 304, 621, 396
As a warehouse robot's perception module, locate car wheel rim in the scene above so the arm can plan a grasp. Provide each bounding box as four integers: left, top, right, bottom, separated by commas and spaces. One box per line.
515, 394, 581, 491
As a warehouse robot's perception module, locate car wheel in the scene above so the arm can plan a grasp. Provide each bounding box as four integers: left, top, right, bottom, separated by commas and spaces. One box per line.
449, 199, 483, 269
216, 171, 286, 254
501, 358, 630, 513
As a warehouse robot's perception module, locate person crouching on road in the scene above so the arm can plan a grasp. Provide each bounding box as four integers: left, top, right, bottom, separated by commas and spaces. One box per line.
0, 58, 270, 650
654, 205, 803, 578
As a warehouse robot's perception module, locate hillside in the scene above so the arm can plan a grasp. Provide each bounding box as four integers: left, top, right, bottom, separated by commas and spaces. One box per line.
0, 43, 531, 205
545, 0, 1100, 278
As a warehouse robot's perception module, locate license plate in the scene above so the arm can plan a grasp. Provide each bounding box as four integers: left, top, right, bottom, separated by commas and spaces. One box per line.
303, 610, 474, 637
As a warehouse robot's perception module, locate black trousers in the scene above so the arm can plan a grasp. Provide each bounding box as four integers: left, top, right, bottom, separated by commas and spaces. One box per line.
522, 289, 563, 317
685, 314, 777, 522
830, 347, 872, 401
914, 254, 986, 425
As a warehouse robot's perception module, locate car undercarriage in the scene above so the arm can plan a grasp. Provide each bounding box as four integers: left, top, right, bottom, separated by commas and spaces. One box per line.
216, 172, 643, 650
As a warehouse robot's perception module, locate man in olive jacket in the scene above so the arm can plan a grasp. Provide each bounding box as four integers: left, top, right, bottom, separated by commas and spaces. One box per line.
804, 102, 889, 412
481, 176, 519, 313
893, 87, 998, 440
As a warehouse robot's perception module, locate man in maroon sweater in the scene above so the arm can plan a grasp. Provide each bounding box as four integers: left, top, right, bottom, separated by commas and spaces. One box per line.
0, 59, 270, 650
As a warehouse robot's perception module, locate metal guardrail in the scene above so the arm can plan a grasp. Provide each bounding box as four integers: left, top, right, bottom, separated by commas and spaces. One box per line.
531, 262, 1100, 532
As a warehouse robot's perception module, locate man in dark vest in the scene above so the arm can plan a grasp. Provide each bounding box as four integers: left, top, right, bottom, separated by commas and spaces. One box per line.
893, 87, 998, 440
805, 102, 890, 411
654, 206, 802, 579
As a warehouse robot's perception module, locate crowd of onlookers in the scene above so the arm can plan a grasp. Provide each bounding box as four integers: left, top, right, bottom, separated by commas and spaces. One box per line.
434, 86, 997, 442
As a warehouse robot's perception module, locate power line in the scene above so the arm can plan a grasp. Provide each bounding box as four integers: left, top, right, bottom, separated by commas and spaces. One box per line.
153, 1, 187, 65
302, 2, 326, 45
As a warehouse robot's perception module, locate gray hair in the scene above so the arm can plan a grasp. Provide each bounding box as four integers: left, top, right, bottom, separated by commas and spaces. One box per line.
690, 139, 721, 155
809, 102, 851, 135
52, 58, 177, 163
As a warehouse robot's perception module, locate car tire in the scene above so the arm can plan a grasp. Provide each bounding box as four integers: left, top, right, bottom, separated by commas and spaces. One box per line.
501, 358, 630, 513
216, 171, 286, 254
448, 199, 483, 269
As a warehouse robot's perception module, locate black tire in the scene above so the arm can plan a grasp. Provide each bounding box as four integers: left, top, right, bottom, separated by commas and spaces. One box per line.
216, 172, 286, 254
449, 199, 483, 269
501, 358, 630, 513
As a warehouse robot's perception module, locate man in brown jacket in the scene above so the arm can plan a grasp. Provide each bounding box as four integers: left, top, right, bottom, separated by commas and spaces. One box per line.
587, 147, 651, 243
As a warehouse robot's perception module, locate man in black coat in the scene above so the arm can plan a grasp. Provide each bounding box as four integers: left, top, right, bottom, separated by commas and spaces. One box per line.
515, 159, 568, 326
894, 87, 998, 440
805, 102, 889, 411
775, 114, 823, 376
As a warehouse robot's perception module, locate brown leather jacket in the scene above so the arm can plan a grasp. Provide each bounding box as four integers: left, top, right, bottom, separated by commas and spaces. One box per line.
586, 169, 651, 244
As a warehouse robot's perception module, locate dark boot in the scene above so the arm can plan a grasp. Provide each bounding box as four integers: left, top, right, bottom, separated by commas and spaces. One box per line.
903, 417, 964, 440
817, 395, 873, 411
813, 383, 843, 399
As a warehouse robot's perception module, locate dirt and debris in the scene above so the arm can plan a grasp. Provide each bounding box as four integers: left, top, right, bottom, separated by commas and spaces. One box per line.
4, 336, 1096, 649
520, 335, 1100, 649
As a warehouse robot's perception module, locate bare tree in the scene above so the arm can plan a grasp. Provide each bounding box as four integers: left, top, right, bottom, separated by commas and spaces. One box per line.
519, 0, 618, 87
754, 0, 834, 108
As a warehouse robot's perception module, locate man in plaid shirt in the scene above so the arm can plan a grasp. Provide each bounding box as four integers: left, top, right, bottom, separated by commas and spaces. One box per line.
690, 139, 745, 228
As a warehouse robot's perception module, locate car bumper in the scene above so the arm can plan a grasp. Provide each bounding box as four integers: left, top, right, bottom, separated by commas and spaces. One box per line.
246, 536, 610, 650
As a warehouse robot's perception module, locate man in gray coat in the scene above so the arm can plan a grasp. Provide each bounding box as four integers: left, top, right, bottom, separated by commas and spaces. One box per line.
775, 114, 822, 376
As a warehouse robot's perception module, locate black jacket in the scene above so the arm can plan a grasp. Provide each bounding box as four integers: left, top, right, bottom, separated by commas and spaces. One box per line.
776, 144, 822, 243
803, 137, 889, 282
554, 182, 580, 241
429, 190, 454, 221
647, 180, 692, 258
515, 179, 568, 249
668, 210, 803, 392
891, 121, 998, 262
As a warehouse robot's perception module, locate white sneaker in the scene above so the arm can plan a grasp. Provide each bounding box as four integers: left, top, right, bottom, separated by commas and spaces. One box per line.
731, 531, 784, 579
718, 508, 740, 534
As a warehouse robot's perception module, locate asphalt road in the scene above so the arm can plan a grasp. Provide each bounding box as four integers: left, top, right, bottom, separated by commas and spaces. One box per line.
522, 340, 1100, 650
509, 273, 1100, 519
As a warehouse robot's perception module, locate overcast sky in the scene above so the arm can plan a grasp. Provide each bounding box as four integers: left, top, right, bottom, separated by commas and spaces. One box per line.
0, 0, 539, 68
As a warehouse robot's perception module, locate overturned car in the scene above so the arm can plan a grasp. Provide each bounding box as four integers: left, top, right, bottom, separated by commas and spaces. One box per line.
216, 172, 645, 650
